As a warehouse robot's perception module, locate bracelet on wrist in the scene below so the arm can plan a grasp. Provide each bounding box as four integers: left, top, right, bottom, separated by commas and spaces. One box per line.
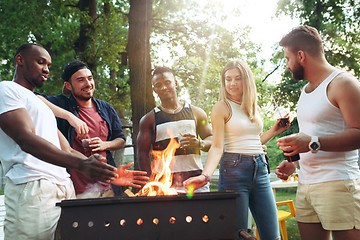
201, 173, 211, 183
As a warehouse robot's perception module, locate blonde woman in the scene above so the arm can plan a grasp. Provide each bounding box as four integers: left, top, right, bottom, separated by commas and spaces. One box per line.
184, 60, 289, 240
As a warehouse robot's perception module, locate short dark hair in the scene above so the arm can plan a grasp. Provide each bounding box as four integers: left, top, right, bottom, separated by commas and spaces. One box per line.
152, 67, 173, 77
61, 60, 89, 82
279, 25, 324, 56
14, 43, 43, 66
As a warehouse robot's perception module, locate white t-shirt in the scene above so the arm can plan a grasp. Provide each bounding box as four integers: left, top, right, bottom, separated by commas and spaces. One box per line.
0, 81, 70, 185
297, 69, 360, 184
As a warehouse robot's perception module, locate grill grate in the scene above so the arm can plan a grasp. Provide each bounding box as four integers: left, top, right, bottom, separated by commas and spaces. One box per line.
56, 191, 240, 240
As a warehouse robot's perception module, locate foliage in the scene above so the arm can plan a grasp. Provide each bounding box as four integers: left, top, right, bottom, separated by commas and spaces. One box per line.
151, 0, 266, 117
0, 0, 293, 166
0, 0, 131, 118
272, 0, 360, 109
0, 0, 304, 156
0, 0, 77, 92
94, 0, 131, 117
278, 0, 360, 76
264, 118, 299, 169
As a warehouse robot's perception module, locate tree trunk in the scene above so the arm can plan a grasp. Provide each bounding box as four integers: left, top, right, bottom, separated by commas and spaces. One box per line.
75, 0, 98, 84
127, 0, 155, 169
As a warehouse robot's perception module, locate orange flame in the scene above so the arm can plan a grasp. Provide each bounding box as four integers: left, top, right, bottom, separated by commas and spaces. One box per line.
135, 137, 180, 196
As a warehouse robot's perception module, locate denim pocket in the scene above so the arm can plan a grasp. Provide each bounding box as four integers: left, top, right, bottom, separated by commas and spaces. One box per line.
221, 153, 240, 168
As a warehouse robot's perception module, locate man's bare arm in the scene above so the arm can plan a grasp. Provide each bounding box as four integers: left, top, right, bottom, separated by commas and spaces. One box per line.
0, 108, 117, 182
37, 95, 89, 139
192, 105, 213, 152
137, 112, 154, 176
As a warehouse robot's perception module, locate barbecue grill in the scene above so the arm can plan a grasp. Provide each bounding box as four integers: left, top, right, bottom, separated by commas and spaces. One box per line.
56, 191, 243, 240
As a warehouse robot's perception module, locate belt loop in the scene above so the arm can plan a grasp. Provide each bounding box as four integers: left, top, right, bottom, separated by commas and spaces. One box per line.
235, 153, 241, 166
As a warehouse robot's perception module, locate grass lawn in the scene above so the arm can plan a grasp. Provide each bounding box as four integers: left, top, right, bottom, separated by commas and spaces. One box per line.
247, 188, 300, 239
274, 188, 301, 240
210, 175, 300, 239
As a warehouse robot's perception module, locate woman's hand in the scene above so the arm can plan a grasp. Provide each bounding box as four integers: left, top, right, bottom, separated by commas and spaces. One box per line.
183, 174, 208, 191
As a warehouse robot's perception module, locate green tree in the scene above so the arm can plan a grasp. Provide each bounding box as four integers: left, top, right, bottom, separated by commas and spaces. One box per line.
0, 0, 280, 168
151, 0, 267, 116
0, 0, 130, 102
273, 0, 360, 109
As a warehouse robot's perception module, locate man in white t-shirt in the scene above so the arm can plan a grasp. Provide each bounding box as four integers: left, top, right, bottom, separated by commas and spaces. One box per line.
0, 43, 147, 240
275, 26, 360, 240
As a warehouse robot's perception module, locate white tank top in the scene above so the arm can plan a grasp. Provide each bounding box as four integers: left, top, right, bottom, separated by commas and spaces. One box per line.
297, 69, 360, 184
223, 99, 263, 155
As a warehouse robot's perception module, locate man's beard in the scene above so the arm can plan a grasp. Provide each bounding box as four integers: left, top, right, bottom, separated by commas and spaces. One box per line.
72, 91, 92, 101
291, 63, 305, 80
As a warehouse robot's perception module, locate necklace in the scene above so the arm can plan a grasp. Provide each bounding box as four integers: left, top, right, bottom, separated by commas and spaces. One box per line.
159, 102, 182, 114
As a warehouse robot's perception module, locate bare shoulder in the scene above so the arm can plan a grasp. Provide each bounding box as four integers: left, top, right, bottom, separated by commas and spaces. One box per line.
211, 101, 229, 119
333, 71, 359, 85
190, 104, 208, 118
330, 71, 360, 95
329, 71, 360, 107
139, 110, 155, 129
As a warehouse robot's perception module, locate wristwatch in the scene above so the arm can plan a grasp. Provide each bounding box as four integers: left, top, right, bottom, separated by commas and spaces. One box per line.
309, 136, 321, 153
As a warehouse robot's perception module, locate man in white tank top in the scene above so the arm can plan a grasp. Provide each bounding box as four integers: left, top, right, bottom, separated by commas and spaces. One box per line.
275, 26, 360, 240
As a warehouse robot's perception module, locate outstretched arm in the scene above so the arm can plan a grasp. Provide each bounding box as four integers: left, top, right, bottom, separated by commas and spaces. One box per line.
111, 162, 149, 188
0, 108, 117, 182
184, 102, 227, 190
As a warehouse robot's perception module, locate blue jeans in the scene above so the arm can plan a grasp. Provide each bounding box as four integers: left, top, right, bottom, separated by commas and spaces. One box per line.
219, 152, 280, 240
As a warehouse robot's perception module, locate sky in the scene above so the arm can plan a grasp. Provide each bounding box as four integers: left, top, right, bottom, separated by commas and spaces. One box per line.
155, 0, 300, 83
221, 0, 300, 82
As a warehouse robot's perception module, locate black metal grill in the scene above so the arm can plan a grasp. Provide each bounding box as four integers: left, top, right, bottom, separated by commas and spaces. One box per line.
56, 191, 240, 240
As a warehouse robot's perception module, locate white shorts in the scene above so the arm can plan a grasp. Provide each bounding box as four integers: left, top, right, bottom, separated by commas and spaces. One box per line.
4, 178, 75, 240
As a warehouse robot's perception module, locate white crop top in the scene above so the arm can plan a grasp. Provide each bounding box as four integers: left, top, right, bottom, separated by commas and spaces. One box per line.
223, 99, 264, 155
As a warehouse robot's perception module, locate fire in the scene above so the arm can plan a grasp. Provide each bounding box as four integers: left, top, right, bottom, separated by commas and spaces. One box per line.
135, 137, 180, 196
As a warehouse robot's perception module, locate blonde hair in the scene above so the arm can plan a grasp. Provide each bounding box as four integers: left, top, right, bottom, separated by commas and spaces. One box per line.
219, 60, 261, 125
